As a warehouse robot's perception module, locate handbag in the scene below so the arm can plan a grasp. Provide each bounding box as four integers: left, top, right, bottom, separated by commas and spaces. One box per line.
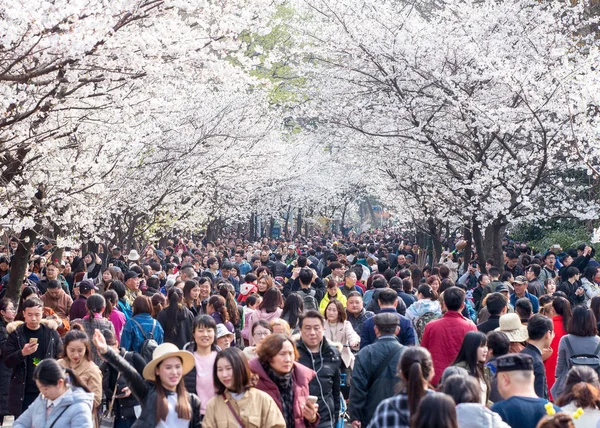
100, 373, 120, 428
223, 393, 245, 428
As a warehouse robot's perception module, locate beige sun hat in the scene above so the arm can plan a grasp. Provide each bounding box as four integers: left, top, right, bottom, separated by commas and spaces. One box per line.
142, 343, 195, 382
495, 313, 529, 342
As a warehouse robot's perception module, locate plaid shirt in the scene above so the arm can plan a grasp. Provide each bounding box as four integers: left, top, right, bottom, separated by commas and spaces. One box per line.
367, 390, 434, 428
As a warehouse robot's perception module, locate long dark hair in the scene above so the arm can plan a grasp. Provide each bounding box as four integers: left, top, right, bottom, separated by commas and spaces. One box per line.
259, 288, 283, 314
281, 293, 304, 329
34, 358, 90, 392
183, 280, 200, 309
15, 286, 38, 321
61, 324, 92, 362
86, 294, 106, 319
218, 285, 240, 325
399, 347, 434, 415
154, 358, 191, 422
452, 331, 488, 382
213, 348, 253, 394
556, 366, 600, 409
165, 287, 185, 337
191, 315, 218, 351
208, 295, 229, 324
412, 392, 458, 428
552, 297, 572, 332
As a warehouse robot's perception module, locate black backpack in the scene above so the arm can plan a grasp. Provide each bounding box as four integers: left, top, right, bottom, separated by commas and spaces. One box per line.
131, 318, 158, 363
564, 336, 600, 375
297, 288, 319, 311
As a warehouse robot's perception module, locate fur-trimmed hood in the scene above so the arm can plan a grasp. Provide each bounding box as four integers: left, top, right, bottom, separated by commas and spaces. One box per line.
6, 318, 58, 334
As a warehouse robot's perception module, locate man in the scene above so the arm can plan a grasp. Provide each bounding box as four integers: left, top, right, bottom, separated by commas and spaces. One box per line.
122, 270, 141, 307
477, 292, 507, 334
272, 253, 288, 277
360, 288, 416, 349
397, 278, 417, 309
349, 313, 405, 428
4, 297, 62, 416
107, 246, 129, 273
40, 279, 73, 320
520, 314, 554, 399
285, 244, 297, 265
457, 262, 480, 290
510, 276, 539, 314
515, 298, 533, 324
178, 265, 197, 283
487, 267, 504, 296
324, 262, 345, 284
491, 354, 560, 428
259, 250, 276, 273
234, 250, 252, 276
34, 239, 53, 257
296, 310, 341, 428
36, 261, 69, 295
504, 252, 524, 277
296, 268, 325, 311
346, 291, 374, 335
340, 270, 363, 298
421, 287, 477, 385
394, 254, 407, 273
525, 265, 544, 297
70, 279, 97, 320
557, 266, 585, 307
538, 251, 559, 283
220, 262, 240, 294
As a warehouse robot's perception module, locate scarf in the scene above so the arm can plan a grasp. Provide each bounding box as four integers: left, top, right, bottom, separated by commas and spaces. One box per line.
266, 363, 295, 427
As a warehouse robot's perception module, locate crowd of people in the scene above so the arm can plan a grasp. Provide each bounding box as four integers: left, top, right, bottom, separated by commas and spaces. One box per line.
0, 233, 600, 427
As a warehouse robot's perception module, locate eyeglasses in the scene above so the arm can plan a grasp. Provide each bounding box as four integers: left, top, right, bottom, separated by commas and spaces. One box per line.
254, 331, 270, 337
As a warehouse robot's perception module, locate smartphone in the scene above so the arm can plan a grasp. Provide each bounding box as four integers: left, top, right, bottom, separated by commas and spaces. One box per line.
306, 395, 318, 404
29, 338, 38, 345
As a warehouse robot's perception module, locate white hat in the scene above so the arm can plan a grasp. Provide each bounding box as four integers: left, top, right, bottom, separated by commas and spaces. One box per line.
127, 250, 140, 261
142, 343, 195, 381
216, 323, 234, 339
495, 313, 528, 343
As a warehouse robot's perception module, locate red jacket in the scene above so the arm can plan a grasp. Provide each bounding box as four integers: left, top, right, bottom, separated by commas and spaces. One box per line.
421, 310, 477, 385
249, 358, 319, 428
545, 315, 567, 396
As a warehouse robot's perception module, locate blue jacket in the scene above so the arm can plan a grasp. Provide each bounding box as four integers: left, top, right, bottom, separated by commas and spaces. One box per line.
510, 291, 539, 313
120, 313, 164, 354
14, 386, 94, 428
360, 308, 416, 349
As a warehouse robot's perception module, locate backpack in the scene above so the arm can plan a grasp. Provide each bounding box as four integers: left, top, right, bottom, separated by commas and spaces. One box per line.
414, 312, 441, 343
297, 288, 318, 311
564, 336, 600, 375
131, 318, 158, 363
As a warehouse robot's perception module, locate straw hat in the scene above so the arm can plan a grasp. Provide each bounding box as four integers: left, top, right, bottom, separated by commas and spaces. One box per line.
495, 313, 528, 342
142, 343, 195, 382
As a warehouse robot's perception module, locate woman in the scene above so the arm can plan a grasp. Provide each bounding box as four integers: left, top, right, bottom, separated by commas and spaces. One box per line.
426, 274, 441, 294
545, 297, 571, 394
152, 294, 166, 318
248, 334, 319, 427
216, 324, 235, 349
104, 290, 127, 343
57, 326, 102, 425
406, 284, 442, 327
110, 280, 133, 321
556, 366, 600, 427
247, 288, 283, 345
323, 299, 360, 369
207, 295, 234, 333
183, 315, 218, 418
14, 286, 39, 321
257, 275, 275, 298
412, 393, 458, 428
100, 329, 146, 428
157, 288, 194, 349
452, 331, 491, 405
0, 298, 16, 424
121, 295, 164, 355
243, 320, 273, 360
72, 294, 116, 366
218, 285, 241, 336
552, 305, 600, 398
196, 277, 212, 315
369, 347, 435, 428
319, 280, 347, 313
281, 293, 304, 332
241, 294, 261, 344
82, 252, 102, 281
442, 374, 509, 427
92, 329, 201, 428
183, 280, 201, 316
203, 348, 286, 427
271, 318, 291, 336
581, 265, 600, 306
14, 359, 94, 428
98, 267, 118, 293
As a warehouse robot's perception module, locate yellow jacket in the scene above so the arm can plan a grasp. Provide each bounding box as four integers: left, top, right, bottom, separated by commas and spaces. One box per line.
319, 290, 347, 313
203, 388, 286, 428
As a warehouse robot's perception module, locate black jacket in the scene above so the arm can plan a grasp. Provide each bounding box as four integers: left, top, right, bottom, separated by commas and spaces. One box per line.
3, 320, 62, 415
521, 343, 548, 399
477, 315, 501, 334
101, 349, 146, 420
283, 277, 326, 299
0, 318, 11, 415
349, 335, 405, 426
157, 306, 195, 349
103, 347, 201, 428
296, 339, 341, 428
557, 280, 585, 307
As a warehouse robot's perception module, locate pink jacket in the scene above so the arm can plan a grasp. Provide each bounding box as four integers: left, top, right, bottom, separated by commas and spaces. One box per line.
249, 358, 319, 428
108, 310, 127, 343
421, 311, 477, 385
247, 308, 282, 345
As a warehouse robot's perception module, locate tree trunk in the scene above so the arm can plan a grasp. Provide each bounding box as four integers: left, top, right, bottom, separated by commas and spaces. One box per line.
296, 208, 303, 237
484, 218, 507, 273
427, 217, 443, 263
472, 218, 487, 273
6, 228, 37, 302
463, 223, 472, 268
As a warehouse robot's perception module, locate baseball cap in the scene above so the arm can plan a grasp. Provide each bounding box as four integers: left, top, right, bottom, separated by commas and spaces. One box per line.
496, 353, 534, 372
79, 279, 98, 293
124, 271, 140, 281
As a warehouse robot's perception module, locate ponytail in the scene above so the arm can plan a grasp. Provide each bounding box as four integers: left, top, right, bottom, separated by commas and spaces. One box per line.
33, 359, 90, 393
165, 288, 183, 337
399, 347, 434, 416
208, 295, 229, 323
417, 284, 438, 301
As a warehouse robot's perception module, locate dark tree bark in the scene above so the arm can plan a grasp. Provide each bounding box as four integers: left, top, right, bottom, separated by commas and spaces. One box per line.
427, 217, 443, 262
296, 208, 303, 237
463, 223, 472, 268
472, 218, 487, 273
6, 228, 37, 302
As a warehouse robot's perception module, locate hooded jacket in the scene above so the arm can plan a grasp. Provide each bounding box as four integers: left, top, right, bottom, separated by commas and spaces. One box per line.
296, 339, 341, 428
4, 319, 62, 416
249, 358, 320, 428
455, 403, 510, 428
13, 386, 94, 428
